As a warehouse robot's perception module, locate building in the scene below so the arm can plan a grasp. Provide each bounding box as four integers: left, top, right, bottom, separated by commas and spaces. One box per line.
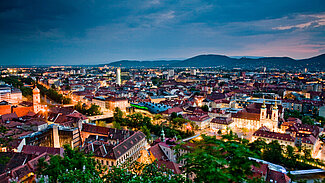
106, 97, 129, 112
33, 87, 43, 113
130, 102, 171, 114
116, 68, 121, 86
252, 120, 321, 158
0, 151, 52, 182
92, 96, 129, 112
184, 112, 212, 129
210, 116, 234, 133
22, 124, 82, 149
232, 98, 282, 132
0, 85, 22, 104
81, 124, 147, 168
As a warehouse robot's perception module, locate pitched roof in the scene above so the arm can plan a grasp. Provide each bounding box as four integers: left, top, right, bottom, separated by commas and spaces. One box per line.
253, 129, 295, 142
149, 144, 168, 161
0, 105, 11, 115
12, 107, 34, 117
22, 145, 64, 156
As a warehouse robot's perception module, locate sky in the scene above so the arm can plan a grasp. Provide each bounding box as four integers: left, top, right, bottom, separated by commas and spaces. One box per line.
0, 0, 325, 65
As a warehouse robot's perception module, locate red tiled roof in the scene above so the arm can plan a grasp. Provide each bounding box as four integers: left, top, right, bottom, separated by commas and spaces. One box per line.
162, 107, 183, 114
12, 106, 34, 117
0, 105, 11, 115
266, 169, 290, 183
22, 145, 64, 156
156, 160, 182, 174
149, 144, 168, 161
253, 130, 295, 142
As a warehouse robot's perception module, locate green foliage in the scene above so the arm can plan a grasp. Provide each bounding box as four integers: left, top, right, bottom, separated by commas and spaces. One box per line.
0, 155, 10, 165
74, 102, 103, 116
87, 104, 102, 116
250, 138, 317, 170
0, 76, 33, 98
112, 121, 121, 129
96, 120, 107, 127
113, 107, 124, 124
112, 109, 194, 139
103, 161, 187, 183
0, 125, 8, 133
179, 134, 258, 182
37, 144, 103, 183
302, 116, 314, 125
39, 145, 185, 183
37, 84, 72, 104
262, 140, 283, 163
170, 112, 178, 119
171, 117, 190, 129
140, 125, 151, 140
201, 105, 209, 112
284, 110, 303, 120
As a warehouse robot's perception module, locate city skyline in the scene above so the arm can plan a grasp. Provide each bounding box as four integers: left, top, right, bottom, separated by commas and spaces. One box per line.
0, 0, 325, 65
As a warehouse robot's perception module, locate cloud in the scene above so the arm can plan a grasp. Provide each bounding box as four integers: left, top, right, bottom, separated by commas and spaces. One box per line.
273, 13, 325, 30
0, 0, 325, 65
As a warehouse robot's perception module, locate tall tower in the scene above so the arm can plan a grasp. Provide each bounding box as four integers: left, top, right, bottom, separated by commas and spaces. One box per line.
161, 128, 165, 142
260, 96, 267, 120
33, 87, 41, 113
271, 97, 279, 122
116, 68, 121, 86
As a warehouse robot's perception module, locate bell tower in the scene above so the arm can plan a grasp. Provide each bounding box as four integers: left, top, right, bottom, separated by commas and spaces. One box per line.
33, 87, 41, 113
271, 97, 279, 122
260, 96, 267, 120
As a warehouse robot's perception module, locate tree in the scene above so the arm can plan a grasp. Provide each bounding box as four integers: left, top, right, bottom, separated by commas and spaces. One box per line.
170, 112, 178, 120
141, 125, 151, 140
112, 121, 121, 129
96, 120, 107, 127
179, 134, 258, 183
113, 107, 124, 124
103, 161, 187, 183
87, 104, 102, 116
37, 145, 103, 183
201, 105, 209, 112
262, 140, 283, 164
302, 116, 314, 125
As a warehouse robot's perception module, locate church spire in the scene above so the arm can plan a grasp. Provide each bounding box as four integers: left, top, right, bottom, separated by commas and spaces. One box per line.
262, 95, 266, 108
273, 96, 278, 110
161, 127, 165, 142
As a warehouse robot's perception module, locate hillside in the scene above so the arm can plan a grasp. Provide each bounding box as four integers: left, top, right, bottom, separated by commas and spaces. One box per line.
104, 53, 325, 70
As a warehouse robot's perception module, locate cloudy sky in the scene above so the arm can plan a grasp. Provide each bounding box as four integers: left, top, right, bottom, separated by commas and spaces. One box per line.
0, 0, 325, 65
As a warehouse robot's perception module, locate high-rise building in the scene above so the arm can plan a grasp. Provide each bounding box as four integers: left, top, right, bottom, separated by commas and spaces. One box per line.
168, 69, 174, 77
116, 68, 121, 85
190, 69, 197, 76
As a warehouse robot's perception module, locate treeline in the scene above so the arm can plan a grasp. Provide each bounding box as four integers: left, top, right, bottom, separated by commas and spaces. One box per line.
37, 132, 324, 182
249, 138, 323, 170
113, 108, 194, 140
37, 145, 186, 183
0, 76, 34, 99
38, 134, 265, 183
284, 110, 325, 126
74, 102, 102, 116
37, 84, 72, 104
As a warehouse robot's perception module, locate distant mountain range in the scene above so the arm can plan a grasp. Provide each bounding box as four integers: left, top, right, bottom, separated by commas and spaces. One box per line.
103, 53, 325, 70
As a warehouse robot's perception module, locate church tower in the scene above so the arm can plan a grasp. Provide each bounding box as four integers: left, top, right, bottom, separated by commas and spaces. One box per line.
260, 96, 267, 120
271, 97, 279, 122
33, 87, 41, 113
